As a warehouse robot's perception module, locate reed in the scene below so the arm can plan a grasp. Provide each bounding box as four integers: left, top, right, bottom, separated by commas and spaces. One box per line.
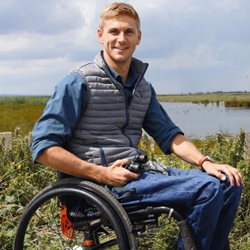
225, 100, 250, 108
0, 131, 249, 249
157, 92, 250, 105
0, 96, 49, 105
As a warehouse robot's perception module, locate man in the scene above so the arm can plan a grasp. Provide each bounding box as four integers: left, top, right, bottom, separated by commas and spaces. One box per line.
31, 3, 243, 250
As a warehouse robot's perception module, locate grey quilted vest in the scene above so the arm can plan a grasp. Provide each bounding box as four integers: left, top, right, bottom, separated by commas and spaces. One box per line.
66, 52, 152, 165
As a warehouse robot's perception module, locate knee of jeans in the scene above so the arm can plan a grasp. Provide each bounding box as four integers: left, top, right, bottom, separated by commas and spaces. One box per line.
226, 180, 243, 197
197, 177, 224, 205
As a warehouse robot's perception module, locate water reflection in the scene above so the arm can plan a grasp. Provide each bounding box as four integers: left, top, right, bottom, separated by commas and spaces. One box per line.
161, 102, 250, 138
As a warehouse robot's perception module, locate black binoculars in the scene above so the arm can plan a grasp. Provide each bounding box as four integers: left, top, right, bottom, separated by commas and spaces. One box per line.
123, 155, 148, 173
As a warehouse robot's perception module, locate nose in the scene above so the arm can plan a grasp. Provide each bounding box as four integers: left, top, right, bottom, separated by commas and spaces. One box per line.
117, 32, 125, 42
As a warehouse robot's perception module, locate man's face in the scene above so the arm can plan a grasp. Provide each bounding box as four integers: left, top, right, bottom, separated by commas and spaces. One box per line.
98, 15, 141, 68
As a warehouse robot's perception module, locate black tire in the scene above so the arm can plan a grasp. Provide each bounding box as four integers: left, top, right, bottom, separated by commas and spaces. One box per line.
13, 178, 136, 250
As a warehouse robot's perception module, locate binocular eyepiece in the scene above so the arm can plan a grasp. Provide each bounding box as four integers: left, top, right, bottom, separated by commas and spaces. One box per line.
132, 155, 147, 164
123, 155, 148, 173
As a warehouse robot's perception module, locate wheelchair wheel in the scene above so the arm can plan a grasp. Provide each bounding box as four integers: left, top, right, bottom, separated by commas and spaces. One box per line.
14, 179, 136, 250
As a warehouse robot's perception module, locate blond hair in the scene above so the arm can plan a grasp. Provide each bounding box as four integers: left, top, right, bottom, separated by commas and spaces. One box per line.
99, 2, 141, 31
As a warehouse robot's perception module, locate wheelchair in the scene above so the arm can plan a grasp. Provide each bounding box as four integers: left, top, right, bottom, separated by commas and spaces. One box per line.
13, 175, 198, 250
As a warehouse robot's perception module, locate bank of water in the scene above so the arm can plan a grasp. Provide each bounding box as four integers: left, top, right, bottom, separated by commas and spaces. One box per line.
161, 102, 250, 138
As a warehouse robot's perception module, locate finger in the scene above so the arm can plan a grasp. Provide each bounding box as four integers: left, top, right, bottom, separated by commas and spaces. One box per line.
113, 158, 129, 167
217, 172, 227, 182
220, 166, 243, 186
121, 158, 130, 165
127, 172, 140, 180
230, 168, 244, 186
219, 166, 235, 186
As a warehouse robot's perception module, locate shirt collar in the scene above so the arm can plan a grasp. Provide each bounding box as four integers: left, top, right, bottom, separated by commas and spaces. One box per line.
105, 61, 138, 87
107, 64, 123, 83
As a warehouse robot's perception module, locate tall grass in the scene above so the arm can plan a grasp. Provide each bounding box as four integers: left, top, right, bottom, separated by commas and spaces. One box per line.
1, 93, 250, 137
0, 96, 50, 105
139, 130, 250, 249
0, 104, 45, 135
0, 130, 249, 249
225, 100, 250, 108
0, 96, 50, 135
157, 92, 250, 107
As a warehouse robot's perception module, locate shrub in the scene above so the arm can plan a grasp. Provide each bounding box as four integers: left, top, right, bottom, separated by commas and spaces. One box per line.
0, 135, 56, 249
0, 130, 249, 249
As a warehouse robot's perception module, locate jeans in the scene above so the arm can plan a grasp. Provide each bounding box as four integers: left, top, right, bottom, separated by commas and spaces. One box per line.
120, 167, 242, 250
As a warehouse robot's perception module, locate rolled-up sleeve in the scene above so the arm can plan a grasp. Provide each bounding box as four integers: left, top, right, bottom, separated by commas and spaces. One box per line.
31, 72, 88, 162
143, 85, 184, 154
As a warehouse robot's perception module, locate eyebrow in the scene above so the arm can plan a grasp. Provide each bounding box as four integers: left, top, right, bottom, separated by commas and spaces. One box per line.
108, 27, 136, 33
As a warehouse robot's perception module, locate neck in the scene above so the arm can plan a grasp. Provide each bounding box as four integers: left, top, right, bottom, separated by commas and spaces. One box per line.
112, 63, 130, 84
103, 52, 131, 84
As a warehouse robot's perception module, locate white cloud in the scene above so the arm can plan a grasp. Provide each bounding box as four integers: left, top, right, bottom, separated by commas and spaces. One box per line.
215, 0, 241, 11
0, 0, 249, 95
147, 44, 230, 71
0, 0, 84, 35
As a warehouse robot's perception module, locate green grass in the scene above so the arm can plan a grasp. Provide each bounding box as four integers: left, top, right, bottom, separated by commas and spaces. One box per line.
0, 96, 50, 135
1, 93, 249, 136
0, 96, 50, 105
0, 131, 249, 249
1, 93, 249, 105
0, 104, 45, 135
157, 92, 250, 106
0, 94, 249, 249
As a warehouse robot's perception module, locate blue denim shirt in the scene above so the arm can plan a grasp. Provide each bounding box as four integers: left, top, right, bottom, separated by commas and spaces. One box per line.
31, 64, 183, 162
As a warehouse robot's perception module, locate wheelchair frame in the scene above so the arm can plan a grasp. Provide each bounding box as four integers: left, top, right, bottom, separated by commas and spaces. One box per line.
13, 178, 198, 250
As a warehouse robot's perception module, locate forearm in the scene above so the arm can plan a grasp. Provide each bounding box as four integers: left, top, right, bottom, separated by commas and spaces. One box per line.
36, 146, 139, 186
170, 134, 243, 186
36, 146, 107, 183
170, 134, 203, 166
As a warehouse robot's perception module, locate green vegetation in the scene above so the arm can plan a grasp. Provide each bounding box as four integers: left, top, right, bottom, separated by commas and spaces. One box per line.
0, 96, 49, 135
0, 104, 45, 135
0, 130, 249, 249
157, 92, 250, 107
0, 135, 57, 250
0, 94, 249, 248
1, 93, 249, 136
225, 100, 250, 108
0, 96, 50, 105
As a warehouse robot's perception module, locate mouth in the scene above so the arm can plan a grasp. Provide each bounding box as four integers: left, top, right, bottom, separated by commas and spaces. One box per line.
113, 46, 129, 51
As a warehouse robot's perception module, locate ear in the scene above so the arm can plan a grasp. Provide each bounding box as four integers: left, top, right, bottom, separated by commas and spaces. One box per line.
97, 28, 104, 44
136, 31, 142, 45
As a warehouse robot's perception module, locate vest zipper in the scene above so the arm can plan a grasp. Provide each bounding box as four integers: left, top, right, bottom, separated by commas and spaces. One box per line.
101, 62, 149, 149
133, 63, 149, 92
99, 147, 108, 166
122, 108, 133, 147
123, 64, 149, 147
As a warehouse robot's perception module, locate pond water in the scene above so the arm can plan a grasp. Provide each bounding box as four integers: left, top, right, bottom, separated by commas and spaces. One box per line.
161, 102, 250, 138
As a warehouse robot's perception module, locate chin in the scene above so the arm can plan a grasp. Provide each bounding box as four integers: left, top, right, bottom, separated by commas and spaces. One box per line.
115, 52, 131, 60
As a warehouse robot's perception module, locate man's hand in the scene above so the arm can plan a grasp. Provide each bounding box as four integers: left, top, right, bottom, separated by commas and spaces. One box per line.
202, 161, 243, 186
102, 158, 140, 187
36, 147, 139, 187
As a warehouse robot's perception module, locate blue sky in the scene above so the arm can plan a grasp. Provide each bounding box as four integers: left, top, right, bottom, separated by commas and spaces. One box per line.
0, 0, 249, 95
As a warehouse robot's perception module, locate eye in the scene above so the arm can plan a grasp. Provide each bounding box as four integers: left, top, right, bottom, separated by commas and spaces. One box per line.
109, 29, 119, 35
126, 29, 134, 34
